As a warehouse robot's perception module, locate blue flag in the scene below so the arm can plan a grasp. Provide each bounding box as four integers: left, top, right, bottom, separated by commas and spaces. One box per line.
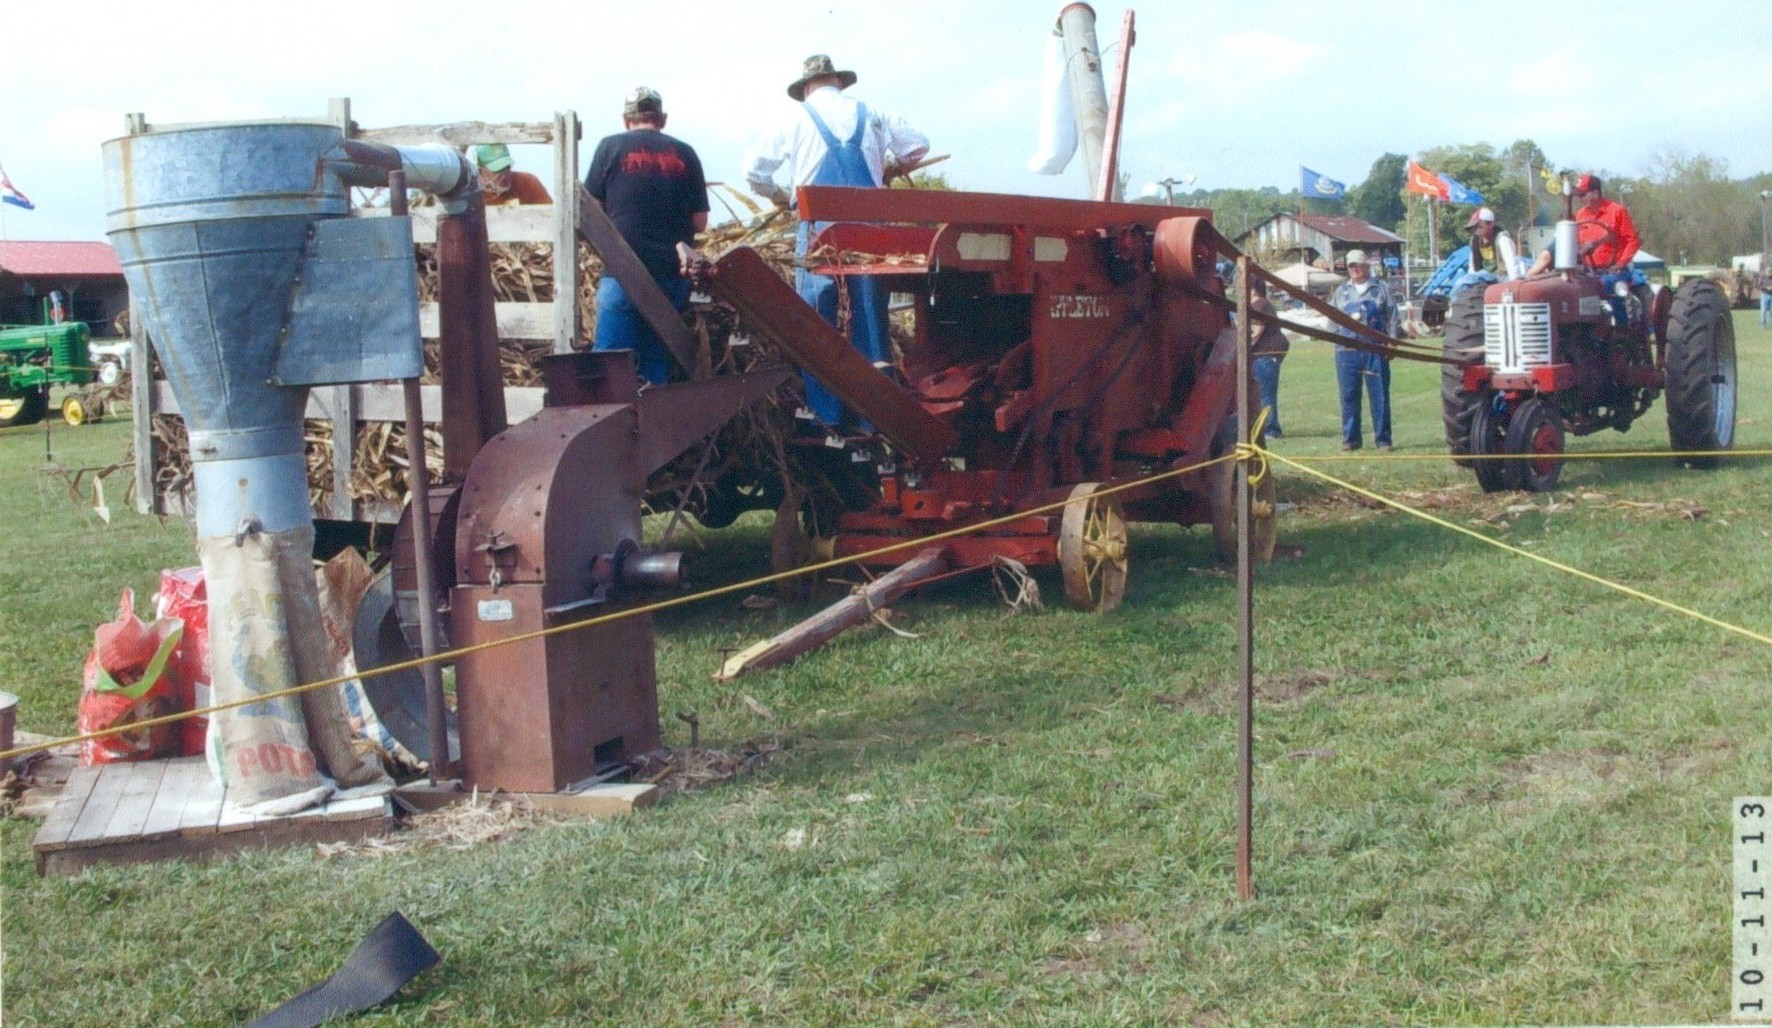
1437, 173, 1483, 205
1301, 166, 1346, 201
0, 170, 32, 211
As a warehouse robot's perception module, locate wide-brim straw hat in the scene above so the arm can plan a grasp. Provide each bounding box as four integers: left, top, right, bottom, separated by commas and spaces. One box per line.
788, 54, 857, 101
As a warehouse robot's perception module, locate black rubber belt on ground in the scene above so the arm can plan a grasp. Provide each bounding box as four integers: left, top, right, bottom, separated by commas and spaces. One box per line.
245, 911, 440, 1027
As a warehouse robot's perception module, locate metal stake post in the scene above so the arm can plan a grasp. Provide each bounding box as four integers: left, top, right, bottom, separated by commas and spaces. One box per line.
389, 171, 451, 782
1234, 255, 1255, 900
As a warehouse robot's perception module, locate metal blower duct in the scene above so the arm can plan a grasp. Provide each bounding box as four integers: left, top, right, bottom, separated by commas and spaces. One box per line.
102, 116, 466, 805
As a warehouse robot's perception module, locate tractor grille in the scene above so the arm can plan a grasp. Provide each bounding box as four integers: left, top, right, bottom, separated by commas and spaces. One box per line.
1483, 302, 1554, 373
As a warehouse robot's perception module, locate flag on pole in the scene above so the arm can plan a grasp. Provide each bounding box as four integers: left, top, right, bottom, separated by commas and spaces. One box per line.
1438, 173, 1484, 205
1405, 160, 1450, 200
0, 169, 34, 211
1300, 166, 1346, 201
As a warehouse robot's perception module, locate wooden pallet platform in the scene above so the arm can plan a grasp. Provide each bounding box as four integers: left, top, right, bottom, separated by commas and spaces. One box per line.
31, 757, 392, 876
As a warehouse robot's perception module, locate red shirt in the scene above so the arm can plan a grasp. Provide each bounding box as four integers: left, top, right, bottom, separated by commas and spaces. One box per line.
1576, 197, 1641, 270
482, 171, 552, 207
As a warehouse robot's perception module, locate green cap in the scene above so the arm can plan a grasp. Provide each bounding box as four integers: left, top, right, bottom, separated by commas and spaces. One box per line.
623, 86, 664, 119
475, 143, 513, 172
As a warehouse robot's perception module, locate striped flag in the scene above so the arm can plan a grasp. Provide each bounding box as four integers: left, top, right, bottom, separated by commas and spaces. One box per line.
1438, 173, 1484, 205
1405, 160, 1449, 201
0, 169, 34, 210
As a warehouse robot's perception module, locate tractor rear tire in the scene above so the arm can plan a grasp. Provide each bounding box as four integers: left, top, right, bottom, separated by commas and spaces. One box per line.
1502, 397, 1565, 492
1440, 290, 1487, 468
1469, 397, 1509, 494
0, 388, 49, 428
1664, 278, 1736, 468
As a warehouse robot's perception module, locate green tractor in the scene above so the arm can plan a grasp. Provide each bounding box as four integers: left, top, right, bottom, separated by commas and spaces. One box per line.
0, 297, 101, 427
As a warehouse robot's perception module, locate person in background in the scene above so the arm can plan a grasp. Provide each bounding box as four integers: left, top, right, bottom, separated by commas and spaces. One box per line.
583, 86, 709, 385
1248, 276, 1289, 439
742, 54, 929, 432
475, 143, 552, 206
1757, 261, 1772, 328
1330, 249, 1396, 452
1466, 207, 1522, 280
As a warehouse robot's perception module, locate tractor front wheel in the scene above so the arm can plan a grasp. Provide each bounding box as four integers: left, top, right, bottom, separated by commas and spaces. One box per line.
61, 394, 89, 426
1664, 278, 1736, 467
0, 388, 49, 428
1440, 290, 1487, 467
1502, 397, 1565, 492
1469, 395, 1509, 493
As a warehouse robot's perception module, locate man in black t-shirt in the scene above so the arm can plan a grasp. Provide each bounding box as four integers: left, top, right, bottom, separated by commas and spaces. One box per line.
584, 86, 709, 384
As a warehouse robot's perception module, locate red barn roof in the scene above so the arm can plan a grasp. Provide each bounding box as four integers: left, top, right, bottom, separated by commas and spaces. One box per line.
0, 241, 123, 277
1294, 214, 1404, 246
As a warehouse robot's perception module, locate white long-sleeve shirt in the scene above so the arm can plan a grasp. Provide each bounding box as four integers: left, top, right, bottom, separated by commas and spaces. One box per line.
741, 85, 929, 201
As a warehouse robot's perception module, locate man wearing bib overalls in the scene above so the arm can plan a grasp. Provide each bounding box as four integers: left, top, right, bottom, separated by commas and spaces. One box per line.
743, 54, 930, 434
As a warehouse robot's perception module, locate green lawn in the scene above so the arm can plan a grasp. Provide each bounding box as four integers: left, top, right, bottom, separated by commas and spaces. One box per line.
5, 313, 1772, 1024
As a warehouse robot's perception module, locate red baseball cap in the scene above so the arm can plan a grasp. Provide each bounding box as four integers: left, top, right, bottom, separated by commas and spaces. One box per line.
1575, 173, 1601, 194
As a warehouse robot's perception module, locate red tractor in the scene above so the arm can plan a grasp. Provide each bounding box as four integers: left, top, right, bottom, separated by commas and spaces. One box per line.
1441, 222, 1736, 492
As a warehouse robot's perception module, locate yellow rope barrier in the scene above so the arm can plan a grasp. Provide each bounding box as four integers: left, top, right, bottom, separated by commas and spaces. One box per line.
0, 452, 1239, 763
1263, 447, 1772, 649
1278, 447, 1772, 463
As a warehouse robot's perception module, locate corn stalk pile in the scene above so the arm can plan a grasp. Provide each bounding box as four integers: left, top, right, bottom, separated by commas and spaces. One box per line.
142, 188, 876, 528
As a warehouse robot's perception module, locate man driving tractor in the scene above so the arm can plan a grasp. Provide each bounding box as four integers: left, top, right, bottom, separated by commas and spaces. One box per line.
1527, 173, 1644, 324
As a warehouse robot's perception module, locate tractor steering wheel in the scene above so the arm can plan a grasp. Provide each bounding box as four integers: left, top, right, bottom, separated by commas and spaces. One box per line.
1575, 221, 1622, 271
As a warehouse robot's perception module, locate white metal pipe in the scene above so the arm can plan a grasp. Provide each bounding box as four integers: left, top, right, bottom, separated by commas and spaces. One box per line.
1057, 3, 1109, 198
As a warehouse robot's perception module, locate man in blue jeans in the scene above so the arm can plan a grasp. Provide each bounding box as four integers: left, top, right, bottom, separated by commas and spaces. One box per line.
1330, 250, 1396, 452
584, 86, 709, 384
1248, 276, 1289, 438
1759, 264, 1772, 328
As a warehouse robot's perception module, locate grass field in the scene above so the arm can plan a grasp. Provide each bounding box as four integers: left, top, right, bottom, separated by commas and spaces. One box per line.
5, 312, 1772, 1024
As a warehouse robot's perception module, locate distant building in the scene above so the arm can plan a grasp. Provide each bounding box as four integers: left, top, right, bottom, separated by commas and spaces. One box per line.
1236, 213, 1404, 274
0, 241, 128, 335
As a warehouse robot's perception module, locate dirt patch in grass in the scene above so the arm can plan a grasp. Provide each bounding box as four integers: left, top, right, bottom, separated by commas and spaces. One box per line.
1259, 670, 1336, 702
1497, 747, 1638, 814
1158, 668, 1381, 716
1042, 922, 1156, 980
1658, 738, 1736, 777
633, 740, 785, 795
319, 795, 569, 859
1041, 955, 1103, 978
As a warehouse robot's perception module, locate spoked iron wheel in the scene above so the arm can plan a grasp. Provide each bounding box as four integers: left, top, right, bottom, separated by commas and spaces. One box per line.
1468, 395, 1508, 494
1502, 397, 1565, 492
1059, 482, 1128, 613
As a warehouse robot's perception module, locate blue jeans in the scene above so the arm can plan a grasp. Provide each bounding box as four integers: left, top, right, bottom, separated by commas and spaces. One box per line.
594, 275, 691, 385
1335, 348, 1391, 448
1760, 290, 1771, 328
1252, 356, 1283, 435
794, 265, 890, 427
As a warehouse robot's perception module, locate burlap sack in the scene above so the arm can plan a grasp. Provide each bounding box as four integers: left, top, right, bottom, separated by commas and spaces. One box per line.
314, 548, 418, 767
203, 527, 390, 810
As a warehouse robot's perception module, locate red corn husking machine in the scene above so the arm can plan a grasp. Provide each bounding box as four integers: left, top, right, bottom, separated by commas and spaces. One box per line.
703, 185, 1276, 613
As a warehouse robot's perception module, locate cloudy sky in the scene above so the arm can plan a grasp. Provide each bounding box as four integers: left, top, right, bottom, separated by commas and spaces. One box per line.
2, 0, 1767, 241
